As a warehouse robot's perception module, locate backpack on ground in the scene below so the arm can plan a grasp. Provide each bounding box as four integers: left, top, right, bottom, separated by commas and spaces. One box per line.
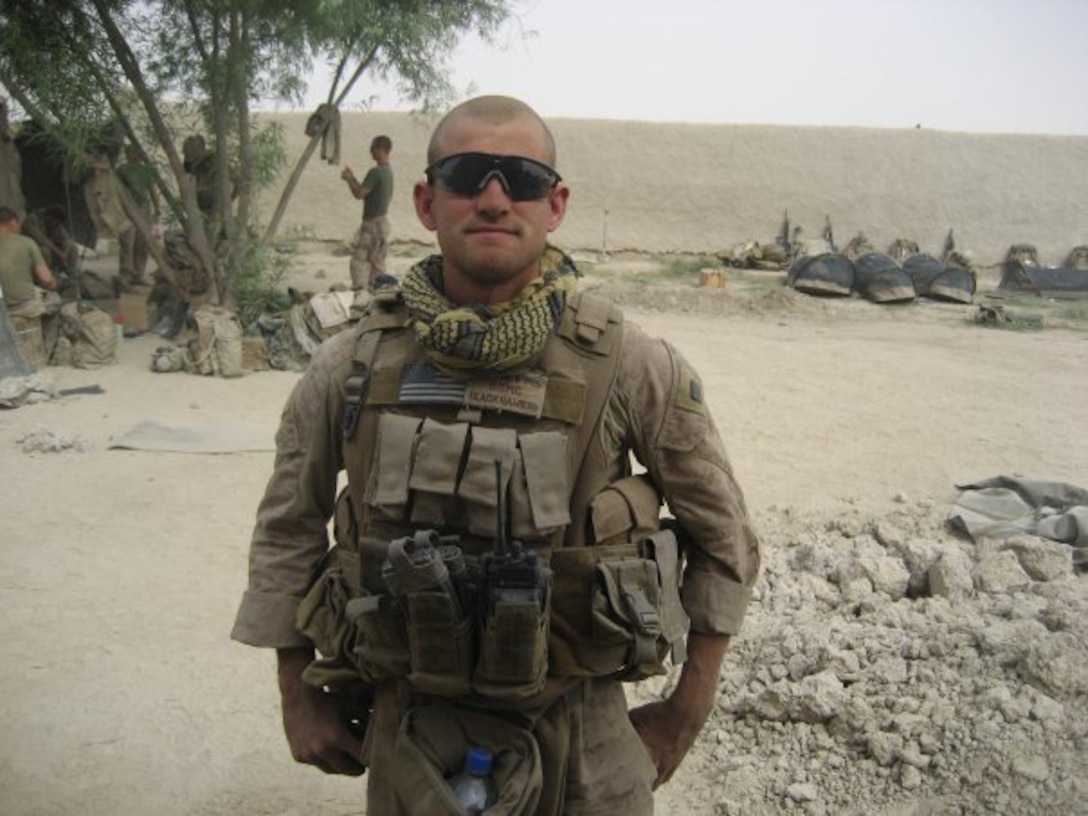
55, 302, 116, 369
189, 305, 244, 377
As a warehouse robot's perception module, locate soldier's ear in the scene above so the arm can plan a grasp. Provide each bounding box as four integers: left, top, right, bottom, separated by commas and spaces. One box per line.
414, 181, 437, 231
546, 183, 569, 233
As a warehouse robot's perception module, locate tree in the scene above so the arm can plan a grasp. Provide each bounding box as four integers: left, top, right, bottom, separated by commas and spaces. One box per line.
0, 0, 513, 317
261, 0, 512, 243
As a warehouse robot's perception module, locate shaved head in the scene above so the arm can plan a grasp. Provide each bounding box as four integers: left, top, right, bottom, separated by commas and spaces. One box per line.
427, 95, 557, 167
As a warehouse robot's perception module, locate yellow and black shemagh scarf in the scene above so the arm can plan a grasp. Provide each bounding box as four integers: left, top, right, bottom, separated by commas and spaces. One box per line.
401, 246, 580, 375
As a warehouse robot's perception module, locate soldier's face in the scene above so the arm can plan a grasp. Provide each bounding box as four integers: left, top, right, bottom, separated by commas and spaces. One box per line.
414, 114, 568, 297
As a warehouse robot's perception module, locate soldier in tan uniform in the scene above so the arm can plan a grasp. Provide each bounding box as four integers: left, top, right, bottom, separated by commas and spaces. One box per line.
232, 96, 760, 814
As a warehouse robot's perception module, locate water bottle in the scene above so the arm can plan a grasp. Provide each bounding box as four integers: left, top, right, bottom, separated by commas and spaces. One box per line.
449, 747, 497, 813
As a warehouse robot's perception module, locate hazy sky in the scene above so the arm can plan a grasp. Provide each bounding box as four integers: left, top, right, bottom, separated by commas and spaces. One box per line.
308, 0, 1088, 136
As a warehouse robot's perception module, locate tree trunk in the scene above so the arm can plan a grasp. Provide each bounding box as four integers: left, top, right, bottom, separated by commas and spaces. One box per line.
90, 0, 219, 303
261, 135, 322, 244
261, 44, 381, 244
226, 2, 253, 312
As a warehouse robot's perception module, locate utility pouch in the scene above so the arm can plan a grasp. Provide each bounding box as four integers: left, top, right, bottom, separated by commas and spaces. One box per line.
404, 590, 476, 697
473, 581, 551, 702
389, 704, 542, 816
548, 529, 688, 680
295, 553, 355, 666
368, 414, 423, 521
592, 558, 667, 681
640, 528, 690, 665
348, 593, 411, 681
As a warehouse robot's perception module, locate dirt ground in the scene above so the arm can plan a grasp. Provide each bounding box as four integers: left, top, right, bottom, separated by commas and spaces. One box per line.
1, 242, 1086, 815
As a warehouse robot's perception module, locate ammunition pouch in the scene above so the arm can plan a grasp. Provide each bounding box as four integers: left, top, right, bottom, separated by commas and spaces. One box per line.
389, 704, 542, 815
297, 477, 688, 698
404, 589, 475, 697
474, 578, 551, 703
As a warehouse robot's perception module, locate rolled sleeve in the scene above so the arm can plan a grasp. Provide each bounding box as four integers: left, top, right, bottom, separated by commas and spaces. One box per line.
616, 324, 761, 635
231, 330, 357, 647
231, 589, 311, 648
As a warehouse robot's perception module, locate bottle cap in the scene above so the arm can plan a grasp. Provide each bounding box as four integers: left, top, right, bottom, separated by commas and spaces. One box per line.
465, 747, 492, 776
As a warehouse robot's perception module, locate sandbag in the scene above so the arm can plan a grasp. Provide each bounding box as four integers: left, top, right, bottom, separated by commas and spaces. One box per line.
902, 253, 944, 293
787, 253, 855, 297
925, 263, 976, 304
853, 253, 916, 303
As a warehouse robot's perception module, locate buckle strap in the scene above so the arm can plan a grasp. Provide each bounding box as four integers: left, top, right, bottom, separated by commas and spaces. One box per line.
343, 328, 384, 439
343, 372, 368, 440
619, 579, 661, 670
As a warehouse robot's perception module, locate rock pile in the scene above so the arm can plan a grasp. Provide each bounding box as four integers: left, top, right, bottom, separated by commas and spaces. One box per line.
673, 500, 1086, 815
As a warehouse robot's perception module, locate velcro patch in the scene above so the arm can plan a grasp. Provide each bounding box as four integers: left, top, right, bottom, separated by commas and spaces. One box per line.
676, 368, 707, 415
397, 363, 466, 405
465, 372, 548, 418
395, 364, 550, 419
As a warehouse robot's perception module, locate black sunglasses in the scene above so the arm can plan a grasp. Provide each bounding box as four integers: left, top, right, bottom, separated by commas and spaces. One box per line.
425, 152, 561, 201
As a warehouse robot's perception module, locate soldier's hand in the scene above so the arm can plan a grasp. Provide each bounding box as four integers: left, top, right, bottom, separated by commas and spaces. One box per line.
628, 698, 702, 788
629, 632, 731, 788
281, 682, 366, 775
340, 166, 354, 182
277, 648, 366, 776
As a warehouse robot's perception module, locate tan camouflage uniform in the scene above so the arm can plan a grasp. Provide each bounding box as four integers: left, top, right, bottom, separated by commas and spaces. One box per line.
233, 292, 759, 814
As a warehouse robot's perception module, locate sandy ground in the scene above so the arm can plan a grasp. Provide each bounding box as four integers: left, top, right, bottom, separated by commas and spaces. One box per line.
1, 243, 1086, 815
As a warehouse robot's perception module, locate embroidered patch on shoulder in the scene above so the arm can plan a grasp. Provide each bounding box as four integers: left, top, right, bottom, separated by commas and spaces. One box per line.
676, 368, 707, 415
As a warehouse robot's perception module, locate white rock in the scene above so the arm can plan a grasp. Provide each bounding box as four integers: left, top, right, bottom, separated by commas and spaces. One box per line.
873, 519, 907, 549
785, 782, 819, 802
787, 652, 816, 681
819, 647, 861, 682
897, 743, 931, 769
787, 670, 846, 723
1029, 693, 1064, 723
867, 656, 908, 684
900, 764, 923, 790
974, 550, 1032, 594
1003, 537, 1074, 582
867, 731, 903, 766
1011, 755, 1050, 782
840, 577, 874, 603
928, 548, 974, 600
897, 537, 943, 595
858, 552, 911, 599
1019, 632, 1088, 695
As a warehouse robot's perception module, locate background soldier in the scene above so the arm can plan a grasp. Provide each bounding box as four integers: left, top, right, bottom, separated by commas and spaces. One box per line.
340, 134, 393, 291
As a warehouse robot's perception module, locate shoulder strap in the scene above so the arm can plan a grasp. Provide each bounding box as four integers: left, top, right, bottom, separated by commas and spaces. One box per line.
553, 291, 626, 548
343, 304, 410, 441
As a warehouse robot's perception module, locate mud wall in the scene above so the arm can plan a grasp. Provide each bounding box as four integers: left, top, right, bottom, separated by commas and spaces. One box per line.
259, 111, 1088, 267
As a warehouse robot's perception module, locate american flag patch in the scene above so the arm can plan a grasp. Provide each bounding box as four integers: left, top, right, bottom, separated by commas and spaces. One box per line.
398, 363, 467, 405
